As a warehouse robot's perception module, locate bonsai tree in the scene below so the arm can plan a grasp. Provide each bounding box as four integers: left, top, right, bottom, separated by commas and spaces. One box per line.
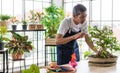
5, 32, 34, 60
87, 26, 120, 58
84, 26, 120, 66
41, 4, 65, 38
0, 26, 9, 50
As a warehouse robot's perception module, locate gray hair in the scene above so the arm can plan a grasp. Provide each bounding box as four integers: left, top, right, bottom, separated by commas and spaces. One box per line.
73, 4, 87, 16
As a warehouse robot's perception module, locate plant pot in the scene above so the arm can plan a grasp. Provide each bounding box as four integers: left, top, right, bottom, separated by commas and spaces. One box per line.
46, 38, 56, 45
12, 25, 17, 31
88, 56, 118, 67
0, 21, 8, 28
0, 42, 4, 50
12, 53, 23, 60
29, 24, 36, 30
36, 24, 44, 30
22, 25, 27, 30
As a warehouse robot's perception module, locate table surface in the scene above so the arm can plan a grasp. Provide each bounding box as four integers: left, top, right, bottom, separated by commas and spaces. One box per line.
41, 57, 120, 73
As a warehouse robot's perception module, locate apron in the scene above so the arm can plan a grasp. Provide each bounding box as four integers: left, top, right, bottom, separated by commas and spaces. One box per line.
57, 29, 81, 65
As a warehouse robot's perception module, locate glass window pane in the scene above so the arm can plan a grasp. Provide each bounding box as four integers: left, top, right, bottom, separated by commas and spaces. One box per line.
92, 0, 100, 20
113, 22, 120, 42
43, 3, 50, 8
34, 2, 42, 11
101, 0, 112, 20
25, 0, 33, 20
64, 3, 73, 17
82, 2, 89, 20
0, 1, 1, 14
2, 0, 13, 15
113, 0, 120, 20
64, 0, 73, 2
14, 0, 22, 21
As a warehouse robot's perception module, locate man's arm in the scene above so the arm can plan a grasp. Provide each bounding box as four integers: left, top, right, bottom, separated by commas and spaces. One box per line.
85, 34, 98, 53
56, 32, 85, 45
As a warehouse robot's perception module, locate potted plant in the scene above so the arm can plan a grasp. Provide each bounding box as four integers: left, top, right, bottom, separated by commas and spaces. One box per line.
0, 26, 9, 50
84, 26, 120, 67
9, 16, 19, 30
0, 14, 10, 28
35, 11, 44, 30
22, 19, 27, 30
28, 10, 36, 30
28, 10, 44, 30
41, 4, 64, 45
5, 32, 34, 60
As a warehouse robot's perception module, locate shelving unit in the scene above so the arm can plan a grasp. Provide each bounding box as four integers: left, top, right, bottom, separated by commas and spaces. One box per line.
8, 29, 46, 66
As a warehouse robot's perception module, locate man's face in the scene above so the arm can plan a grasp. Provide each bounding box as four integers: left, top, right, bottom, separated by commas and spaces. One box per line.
74, 12, 87, 24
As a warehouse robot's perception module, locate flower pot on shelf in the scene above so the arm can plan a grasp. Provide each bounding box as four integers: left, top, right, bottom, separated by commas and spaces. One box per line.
0, 42, 4, 50
0, 21, 8, 28
46, 38, 56, 45
29, 24, 36, 30
36, 24, 44, 30
12, 52, 23, 60
22, 25, 27, 30
12, 25, 17, 31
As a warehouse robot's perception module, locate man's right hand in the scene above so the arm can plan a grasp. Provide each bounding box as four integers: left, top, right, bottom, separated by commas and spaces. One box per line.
73, 32, 85, 39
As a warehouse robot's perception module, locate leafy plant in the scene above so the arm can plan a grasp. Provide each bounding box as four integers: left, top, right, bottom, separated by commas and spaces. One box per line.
22, 20, 27, 25
5, 32, 33, 55
22, 64, 40, 73
0, 26, 9, 42
87, 26, 120, 58
0, 14, 10, 21
9, 16, 19, 24
41, 4, 65, 38
28, 10, 44, 24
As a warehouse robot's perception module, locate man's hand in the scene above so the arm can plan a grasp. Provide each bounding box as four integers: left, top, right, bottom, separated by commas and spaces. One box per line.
73, 32, 85, 39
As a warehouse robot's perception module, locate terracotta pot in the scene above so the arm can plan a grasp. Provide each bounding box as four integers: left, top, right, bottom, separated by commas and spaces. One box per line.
12, 53, 23, 60
29, 24, 36, 30
36, 24, 44, 30
0, 21, 8, 28
46, 38, 56, 45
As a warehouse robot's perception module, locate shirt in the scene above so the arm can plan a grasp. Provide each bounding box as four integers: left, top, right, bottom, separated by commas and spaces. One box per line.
57, 17, 88, 36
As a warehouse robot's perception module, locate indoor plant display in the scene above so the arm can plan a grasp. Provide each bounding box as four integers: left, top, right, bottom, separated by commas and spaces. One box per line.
0, 26, 9, 50
41, 4, 64, 45
0, 14, 10, 28
84, 26, 120, 66
5, 32, 33, 60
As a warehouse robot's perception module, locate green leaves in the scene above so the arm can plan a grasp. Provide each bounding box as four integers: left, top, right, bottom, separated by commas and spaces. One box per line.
84, 51, 91, 59
0, 14, 10, 21
22, 64, 40, 73
41, 4, 65, 38
89, 26, 120, 58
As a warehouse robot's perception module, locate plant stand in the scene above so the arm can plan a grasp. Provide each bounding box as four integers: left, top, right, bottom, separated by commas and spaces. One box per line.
88, 56, 118, 67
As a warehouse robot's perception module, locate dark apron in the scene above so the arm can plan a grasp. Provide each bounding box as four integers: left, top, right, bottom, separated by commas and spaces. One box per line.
57, 29, 80, 65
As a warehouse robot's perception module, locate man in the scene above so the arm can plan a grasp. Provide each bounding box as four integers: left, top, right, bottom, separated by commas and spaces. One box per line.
56, 4, 98, 65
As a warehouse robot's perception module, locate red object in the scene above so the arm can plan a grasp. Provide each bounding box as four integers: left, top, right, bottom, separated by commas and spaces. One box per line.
69, 53, 77, 68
